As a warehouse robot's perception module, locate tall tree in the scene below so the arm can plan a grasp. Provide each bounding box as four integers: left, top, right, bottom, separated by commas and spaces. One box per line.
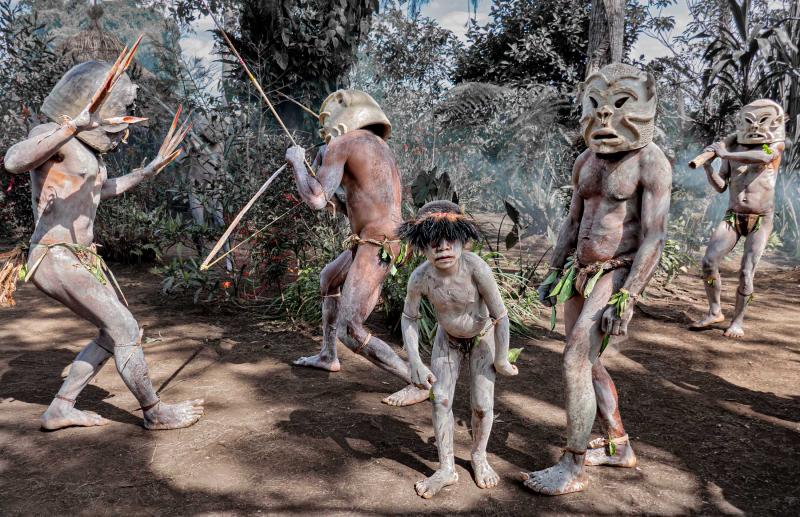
585, 0, 625, 75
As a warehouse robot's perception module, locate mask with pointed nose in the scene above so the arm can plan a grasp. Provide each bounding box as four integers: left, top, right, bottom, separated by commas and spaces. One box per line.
735, 99, 785, 145
579, 63, 657, 154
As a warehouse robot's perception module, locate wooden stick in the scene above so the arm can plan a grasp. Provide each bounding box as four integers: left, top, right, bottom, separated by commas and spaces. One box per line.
276, 92, 320, 120
689, 133, 737, 169
688, 151, 716, 169
200, 164, 287, 270
208, 14, 316, 176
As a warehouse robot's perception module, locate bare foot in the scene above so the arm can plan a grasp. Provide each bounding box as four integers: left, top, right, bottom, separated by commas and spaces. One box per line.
293, 354, 341, 372
40, 401, 110, 431
585, 441, 637, 468
415, 468, 458, 498
724, 322, 745, 338
143, 399, 204, 430
689, 312, 725, 330
520, 453, 587, 495
471, 453, 500, 489
382, 384, 429, 406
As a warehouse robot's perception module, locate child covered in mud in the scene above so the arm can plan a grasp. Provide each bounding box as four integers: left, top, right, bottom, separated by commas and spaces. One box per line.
398, 200, 518, 498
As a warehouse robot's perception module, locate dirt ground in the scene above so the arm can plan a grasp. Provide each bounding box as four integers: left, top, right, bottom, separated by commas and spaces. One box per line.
1, 252, 799, 516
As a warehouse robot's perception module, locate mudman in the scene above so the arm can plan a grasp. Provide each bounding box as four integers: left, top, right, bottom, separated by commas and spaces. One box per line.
521, 63, 672, 495
398, 201, 518, 498
285, 89, 429, 406
689, 99, 785, 338
2, 58, 204, 430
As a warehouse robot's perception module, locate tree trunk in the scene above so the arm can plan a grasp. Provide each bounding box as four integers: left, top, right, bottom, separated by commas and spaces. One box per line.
585, 0, 625, 78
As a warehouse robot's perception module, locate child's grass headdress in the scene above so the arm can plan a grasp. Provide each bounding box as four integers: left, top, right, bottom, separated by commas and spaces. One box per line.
397, 200, 481, 251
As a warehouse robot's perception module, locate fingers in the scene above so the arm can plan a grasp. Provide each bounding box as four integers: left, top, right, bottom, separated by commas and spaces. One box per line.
620, 319, 629, 336
611, 318, 622, 336
428, 372, 437, 385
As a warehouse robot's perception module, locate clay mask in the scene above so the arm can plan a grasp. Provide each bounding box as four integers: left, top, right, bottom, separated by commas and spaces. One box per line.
735, 99, 785, 144
318, 89, 391, 143
580, 63, 657, 154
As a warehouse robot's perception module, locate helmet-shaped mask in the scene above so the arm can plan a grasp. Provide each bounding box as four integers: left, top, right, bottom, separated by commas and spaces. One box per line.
580, 63, 657, 154
735, 99, 785, 145
318, 89, 391, 143
41, 61, 138, 152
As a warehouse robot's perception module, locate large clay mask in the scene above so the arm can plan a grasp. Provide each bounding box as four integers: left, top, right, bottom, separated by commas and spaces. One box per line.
41, 61, 138, 153
423, 239, 463, 271
580, 63, 657, 154
318, 89, 391, 143
735, 99, 785, 144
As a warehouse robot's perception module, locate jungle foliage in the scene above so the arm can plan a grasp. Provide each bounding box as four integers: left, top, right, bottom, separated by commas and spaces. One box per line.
1, 0, 799, 341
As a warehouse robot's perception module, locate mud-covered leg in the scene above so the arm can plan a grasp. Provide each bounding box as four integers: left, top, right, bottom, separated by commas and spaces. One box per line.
335, 246, 427, 406
416, 329, 461, 498
294, 250, 352, 371
40, 333, 113, 430
585, 360, 636, 467
726, 216, 772, 338
522, 270, 625, 495
31, 248, 203, 430
469, 333, 499, 489
691, 221, 738, 329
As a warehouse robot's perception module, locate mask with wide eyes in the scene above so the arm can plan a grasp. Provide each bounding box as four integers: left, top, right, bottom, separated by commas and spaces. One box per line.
735, 99, 785, 144
579, 63, 657, 154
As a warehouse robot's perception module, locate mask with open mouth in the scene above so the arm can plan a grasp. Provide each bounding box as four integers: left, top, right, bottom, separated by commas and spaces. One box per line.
735, 99, 785, 145
41, 60, 138, 153
579, 63, 657, 154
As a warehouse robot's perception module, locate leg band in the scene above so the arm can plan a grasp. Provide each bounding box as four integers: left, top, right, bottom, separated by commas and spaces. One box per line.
140, 399, 160, 412
588, 433, 629, 449
353, 332, 372, 355
55, 394, 76, 405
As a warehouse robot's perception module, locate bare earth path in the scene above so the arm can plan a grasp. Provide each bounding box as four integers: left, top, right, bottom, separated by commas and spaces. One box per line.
1, 257, 798, 515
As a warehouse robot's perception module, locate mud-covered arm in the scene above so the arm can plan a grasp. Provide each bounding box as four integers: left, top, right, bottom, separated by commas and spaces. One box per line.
100, 165, 157, 200
548, 154, 586, 269
3, 123, 79, 174
474, 258, 517, 376
402, 268, 436, 389
703, 158, 729, 193
286, 143, 345, 211
622, 155, 672, 298
721, 142, 784, 165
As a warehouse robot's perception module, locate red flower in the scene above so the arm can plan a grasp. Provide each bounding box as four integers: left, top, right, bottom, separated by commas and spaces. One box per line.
221, 281, 232, 289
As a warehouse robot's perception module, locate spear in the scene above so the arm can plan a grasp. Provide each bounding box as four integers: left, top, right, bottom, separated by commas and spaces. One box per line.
207, 11, 315, 176
200, 10, 322, 269
200, 164, 286, 271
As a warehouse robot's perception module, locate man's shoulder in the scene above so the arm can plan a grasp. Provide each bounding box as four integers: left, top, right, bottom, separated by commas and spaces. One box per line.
463, 251, 491, 272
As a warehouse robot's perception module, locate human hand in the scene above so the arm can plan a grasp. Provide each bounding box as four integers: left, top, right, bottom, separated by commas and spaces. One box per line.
707, 142, 728, 159
600, 303, 634, 336
285, 145, 306, 167
70, 103, 103, 132
144, 105, 191, 177
494, 359, 519, 377
538, 278, 558, 307
410, 361, 437, 390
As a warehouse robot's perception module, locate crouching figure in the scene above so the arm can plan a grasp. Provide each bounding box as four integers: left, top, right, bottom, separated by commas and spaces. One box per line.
398, 201, 518, 498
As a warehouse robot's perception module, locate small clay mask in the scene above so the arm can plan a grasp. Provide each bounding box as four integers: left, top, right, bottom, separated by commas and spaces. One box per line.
424, 239, 463, 271
736, 100, 785, 144
580, 63, 657, 154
